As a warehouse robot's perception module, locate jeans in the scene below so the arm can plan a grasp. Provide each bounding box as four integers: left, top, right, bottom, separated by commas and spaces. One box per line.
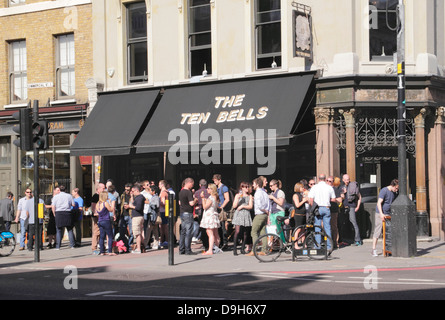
19, 219, 28, 248
315, 206, 332, 250
98, 219, 114, 254
179, 212, 194, 253
27, 223, 43, 250
345, 207, 361, 242
56, 226, 75, 249
119, 215, 133, 246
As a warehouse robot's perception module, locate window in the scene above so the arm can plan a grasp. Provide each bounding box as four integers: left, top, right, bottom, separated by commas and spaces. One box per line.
188, 0, 212, 77
127, 2, 148, 84
8, 0, 25, 7
0, 137, 11, 165
369, 0, 398, 61
9, 40, 27, 103
56, 33, 75, 98
255, 0, 281, 70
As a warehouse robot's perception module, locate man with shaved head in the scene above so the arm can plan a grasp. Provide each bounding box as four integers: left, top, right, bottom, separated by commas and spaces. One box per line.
308, 174, 337, 251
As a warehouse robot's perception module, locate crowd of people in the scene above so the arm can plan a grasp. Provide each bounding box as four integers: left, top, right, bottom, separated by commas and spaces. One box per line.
0, 173, 399, 258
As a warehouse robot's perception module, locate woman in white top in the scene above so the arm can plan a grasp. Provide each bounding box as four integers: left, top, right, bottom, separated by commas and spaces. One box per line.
200, 184, 220, 255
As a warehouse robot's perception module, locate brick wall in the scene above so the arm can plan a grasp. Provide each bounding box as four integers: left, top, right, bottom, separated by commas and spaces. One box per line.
0, 3, 93, 108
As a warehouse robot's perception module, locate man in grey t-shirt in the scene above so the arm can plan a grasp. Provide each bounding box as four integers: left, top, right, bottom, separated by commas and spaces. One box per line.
51, 185, 75, 249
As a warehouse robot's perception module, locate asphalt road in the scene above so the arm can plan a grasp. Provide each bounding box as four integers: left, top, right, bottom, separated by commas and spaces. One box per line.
1, 238, 445, 303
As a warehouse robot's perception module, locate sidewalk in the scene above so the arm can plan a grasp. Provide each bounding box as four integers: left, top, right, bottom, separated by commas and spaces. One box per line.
1, 237, 445, 276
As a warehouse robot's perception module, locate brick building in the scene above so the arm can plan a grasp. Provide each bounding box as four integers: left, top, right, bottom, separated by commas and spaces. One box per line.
0, 0, 93, 204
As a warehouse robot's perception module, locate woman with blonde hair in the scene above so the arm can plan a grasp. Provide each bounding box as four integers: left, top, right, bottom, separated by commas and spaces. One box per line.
95, 191, 116, 256
200, 183, 221, 255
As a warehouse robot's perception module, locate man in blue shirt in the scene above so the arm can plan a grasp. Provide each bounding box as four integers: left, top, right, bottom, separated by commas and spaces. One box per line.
71, 188, 84, 247
372, 179, 399, 257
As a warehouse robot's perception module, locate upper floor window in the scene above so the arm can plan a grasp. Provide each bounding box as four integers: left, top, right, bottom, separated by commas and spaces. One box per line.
188, 0, 212, 77
255, 0, 281, 70
127, 2, 148, 84
8, 0, 25, 7
9, 40, 27, 103
56, 33, 75, 98
369, 0, 398, 61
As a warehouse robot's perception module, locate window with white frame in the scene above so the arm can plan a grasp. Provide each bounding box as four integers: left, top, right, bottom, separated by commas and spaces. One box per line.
127, 2, 148, 84
369, 0, 398, 61
8, 0, 26, 7
56, 33, 75, 98
9, 40, 27, 103
188, 0, 212, 77
255, 0, 281, 70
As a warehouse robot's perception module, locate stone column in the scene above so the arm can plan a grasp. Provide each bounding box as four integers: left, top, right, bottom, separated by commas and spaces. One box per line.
428, 106, 445, 240
340, 109, 356, 181
314, 107, 340, 178
414, 108, 428, 236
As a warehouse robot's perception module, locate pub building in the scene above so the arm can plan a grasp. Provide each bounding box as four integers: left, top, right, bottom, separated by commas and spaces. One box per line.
71, 0, 445, 241
70, 70, 445, 242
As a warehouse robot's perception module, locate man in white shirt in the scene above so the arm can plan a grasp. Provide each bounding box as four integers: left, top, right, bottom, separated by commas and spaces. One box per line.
308, 174, 336, 251
14, 188, 33, 250
24, 195, 45, 251
247, 177, 270, 256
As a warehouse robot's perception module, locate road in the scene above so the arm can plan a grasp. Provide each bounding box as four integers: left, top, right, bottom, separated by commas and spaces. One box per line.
1, 238, 445, 303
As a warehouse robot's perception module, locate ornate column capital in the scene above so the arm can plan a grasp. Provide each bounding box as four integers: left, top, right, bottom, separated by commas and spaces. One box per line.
314, 107, 334, 125
414, 108, 428, 128
436, 106, 445, 125
339, 108, 356, 128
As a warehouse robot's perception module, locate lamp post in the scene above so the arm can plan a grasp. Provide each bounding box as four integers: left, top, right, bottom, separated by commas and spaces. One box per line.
391, 0, 417, 258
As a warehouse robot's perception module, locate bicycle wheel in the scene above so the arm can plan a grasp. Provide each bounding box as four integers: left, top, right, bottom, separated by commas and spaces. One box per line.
292, 225, 307, 249
303, 227, 333, 260
253, 233, 283, 263
0, 234, 16, 257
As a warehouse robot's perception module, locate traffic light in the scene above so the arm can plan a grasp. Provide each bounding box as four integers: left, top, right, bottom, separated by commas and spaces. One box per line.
32, 120, 49, 150
12, 108, 33, 151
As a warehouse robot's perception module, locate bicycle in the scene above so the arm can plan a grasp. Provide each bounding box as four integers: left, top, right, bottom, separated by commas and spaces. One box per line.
0, 230, 16, 257
293, 222, 333, 260
252, 215, 333, 262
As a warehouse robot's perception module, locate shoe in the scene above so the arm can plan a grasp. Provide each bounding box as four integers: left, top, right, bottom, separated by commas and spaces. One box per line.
185, 251, 197, 255
246, 251, 255, 256
372, 249, 378, 257
257, 252, 266, 256
355, 241, 362, 246
132, 249, 141, 254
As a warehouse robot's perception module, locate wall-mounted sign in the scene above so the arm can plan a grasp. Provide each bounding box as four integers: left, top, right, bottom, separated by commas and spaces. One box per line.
27, 82, 54, 89
293, 3, 312, 60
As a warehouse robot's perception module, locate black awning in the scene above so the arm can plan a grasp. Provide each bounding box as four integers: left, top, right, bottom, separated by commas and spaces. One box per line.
70, 89, 160, 156
135, 72, 315, 154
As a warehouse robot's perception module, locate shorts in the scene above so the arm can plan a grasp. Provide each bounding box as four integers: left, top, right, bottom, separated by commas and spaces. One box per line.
132, 216, 144, 236
373, 213, 390, 239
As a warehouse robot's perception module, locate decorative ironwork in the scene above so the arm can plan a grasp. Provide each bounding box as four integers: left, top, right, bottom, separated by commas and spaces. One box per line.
335, 113, 416, 155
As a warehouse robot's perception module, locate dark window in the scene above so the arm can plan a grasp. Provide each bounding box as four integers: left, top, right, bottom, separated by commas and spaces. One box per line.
369, 0, 398, 61
127, 2, 148, 84
188, 0, 212, 77
255, 0, 281, 70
